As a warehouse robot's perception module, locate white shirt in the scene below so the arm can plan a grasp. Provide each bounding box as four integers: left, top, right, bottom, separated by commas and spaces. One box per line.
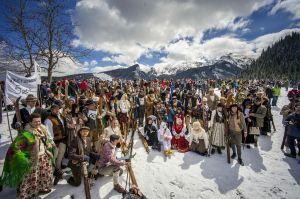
44, 114, 64, 144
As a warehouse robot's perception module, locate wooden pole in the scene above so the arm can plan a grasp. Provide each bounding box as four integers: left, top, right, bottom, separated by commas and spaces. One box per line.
4, 103, 13, 143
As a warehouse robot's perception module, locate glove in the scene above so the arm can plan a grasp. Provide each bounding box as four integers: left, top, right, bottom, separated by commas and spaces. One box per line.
14, 122, 22, 129
94, 154, 101, 160
84, 155, 90, 162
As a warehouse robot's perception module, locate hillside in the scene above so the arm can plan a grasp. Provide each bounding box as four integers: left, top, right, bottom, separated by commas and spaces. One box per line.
241, 32, 300, 81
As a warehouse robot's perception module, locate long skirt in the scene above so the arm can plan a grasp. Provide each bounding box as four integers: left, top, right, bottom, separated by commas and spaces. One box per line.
171, 136, 189, 153
18, 154, 53, 199
211, 123, 226, 147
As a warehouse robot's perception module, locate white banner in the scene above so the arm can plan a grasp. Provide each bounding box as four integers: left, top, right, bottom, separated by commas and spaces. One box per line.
4, 70, 39, 105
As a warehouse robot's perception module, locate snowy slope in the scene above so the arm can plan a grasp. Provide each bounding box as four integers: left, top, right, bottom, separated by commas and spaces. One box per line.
152, 54, 252, 76
0, 88, 300, 199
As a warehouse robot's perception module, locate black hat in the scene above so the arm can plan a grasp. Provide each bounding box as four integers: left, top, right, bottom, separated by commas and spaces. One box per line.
110, 134, 120, 142
229, 103, 238, 109
255, 97, 261, 103
50, 104, 60, 110
53, 100, 63, 108
80, 95, 87, 100
85, 99, 95, 106
245, 100, 252, 106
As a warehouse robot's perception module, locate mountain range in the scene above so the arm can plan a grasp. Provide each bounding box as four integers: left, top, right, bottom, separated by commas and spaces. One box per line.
94, 54, 253, 80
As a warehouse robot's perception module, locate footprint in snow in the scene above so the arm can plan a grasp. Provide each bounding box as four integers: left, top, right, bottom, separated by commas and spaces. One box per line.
236, 189, 245, 199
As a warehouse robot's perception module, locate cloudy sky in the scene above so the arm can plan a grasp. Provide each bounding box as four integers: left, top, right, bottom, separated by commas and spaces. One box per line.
1, 0, 300, 74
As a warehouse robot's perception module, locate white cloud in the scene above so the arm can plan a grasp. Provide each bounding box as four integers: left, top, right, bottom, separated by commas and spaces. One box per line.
90, 60, 98, 66
40, 57, 89, 77
153, 28, 300, 69
269, 0, 300, 19
72, 0, 272, 65
91, 65, 127, 73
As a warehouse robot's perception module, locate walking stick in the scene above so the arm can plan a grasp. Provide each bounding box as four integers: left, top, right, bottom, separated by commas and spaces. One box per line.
82, 162, 92, 199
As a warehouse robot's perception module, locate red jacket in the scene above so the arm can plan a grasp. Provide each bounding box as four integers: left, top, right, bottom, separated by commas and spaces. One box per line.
80, 80, 88, 91
288, 89, 300, 99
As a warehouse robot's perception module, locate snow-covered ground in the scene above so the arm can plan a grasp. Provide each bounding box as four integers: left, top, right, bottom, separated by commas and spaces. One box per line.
0, 88, 300, 199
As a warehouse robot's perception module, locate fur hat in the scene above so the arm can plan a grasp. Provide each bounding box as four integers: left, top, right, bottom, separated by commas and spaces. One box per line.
25, 94, 37, 102
192, 121, 202, 131
85, 99, 95, 106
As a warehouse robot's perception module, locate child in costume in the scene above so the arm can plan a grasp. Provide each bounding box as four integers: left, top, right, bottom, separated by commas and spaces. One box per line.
158, 122, 173, 156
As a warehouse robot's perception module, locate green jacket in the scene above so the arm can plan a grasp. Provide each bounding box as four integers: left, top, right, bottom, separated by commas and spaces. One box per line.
253, 105, 267, 127
272, 87, 281, 97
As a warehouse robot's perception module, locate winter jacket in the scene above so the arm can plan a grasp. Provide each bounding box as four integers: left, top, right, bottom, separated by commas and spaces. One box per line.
252, 105, 267, 127
287, 89, 300, 99
228, 111, 247, 133
98, 141, 124, 168
272, 87, 281, 97
69, 136, 95, 164
285, 113, 300, 138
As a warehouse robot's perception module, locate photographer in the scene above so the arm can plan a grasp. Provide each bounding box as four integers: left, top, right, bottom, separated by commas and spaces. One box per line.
284, 102, 300, 159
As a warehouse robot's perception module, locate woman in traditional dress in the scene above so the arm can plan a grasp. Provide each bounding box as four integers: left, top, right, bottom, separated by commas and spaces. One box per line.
14, 113, 53, 199
188, 121, 209, 155
210, 103, 226, 154
171, 115, 189, 153
118, 93, 131, 132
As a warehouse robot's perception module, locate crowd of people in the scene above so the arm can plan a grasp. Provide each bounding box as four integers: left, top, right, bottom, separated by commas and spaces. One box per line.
0, 78, 299, 199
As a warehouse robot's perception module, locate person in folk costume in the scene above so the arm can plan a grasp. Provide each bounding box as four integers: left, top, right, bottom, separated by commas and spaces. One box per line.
44, 103, 67, 184
83, 99, 103, 147
12, 95, 41, 130
201, 97, 212, 131
118, 93, 131, 133
154, 100, 167, 128
130, 90, 139, 127
184, 90, 195, 132
248, 97, 267, 142
158, 122, 173, 156
137, 89, 146, 127
166, 103, 175, 131
219, 96, 226, 107
16, 113, 54, 199
228, 104, 247, 166
284, 102, 300, 158
243, 101, 256, 148
145, 89, 156, 118
97, 134, 130, 194
225, 91, 235, 109
103, 118, 122, 142
188, 121, 209, 155
205, 87, 220, 111
261, 96, 272, 134
210, 103, 227, 154
144, 117, 161, 151
171, 113, 189, 153
242, 93, 254, 111
67, 126, 100, 186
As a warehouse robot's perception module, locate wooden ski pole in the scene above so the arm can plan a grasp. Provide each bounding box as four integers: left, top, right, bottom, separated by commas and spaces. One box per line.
5, 104, 13, 143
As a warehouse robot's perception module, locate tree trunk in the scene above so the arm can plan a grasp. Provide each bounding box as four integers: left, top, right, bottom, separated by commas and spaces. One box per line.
47, 68, 52, 83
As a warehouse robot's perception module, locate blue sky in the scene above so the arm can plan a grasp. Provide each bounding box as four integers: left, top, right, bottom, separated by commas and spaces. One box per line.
1, 0, 300, 74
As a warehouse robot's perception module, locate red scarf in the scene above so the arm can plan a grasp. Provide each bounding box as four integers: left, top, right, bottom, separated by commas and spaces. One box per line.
173, 117, 183, 133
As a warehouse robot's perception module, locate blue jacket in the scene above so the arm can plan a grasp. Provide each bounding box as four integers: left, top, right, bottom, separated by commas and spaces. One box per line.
285, 113, 300, 138
167, 109, 175, 122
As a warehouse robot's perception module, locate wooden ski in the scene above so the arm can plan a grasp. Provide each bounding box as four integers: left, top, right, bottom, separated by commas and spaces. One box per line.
82, 162, 92, 199
137, 125, 150, 154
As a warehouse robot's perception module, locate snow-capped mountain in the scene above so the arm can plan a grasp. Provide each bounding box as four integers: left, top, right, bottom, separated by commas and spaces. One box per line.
152, 56, 214, 76
151, 54, 252, 76
96, 54, 252, 80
